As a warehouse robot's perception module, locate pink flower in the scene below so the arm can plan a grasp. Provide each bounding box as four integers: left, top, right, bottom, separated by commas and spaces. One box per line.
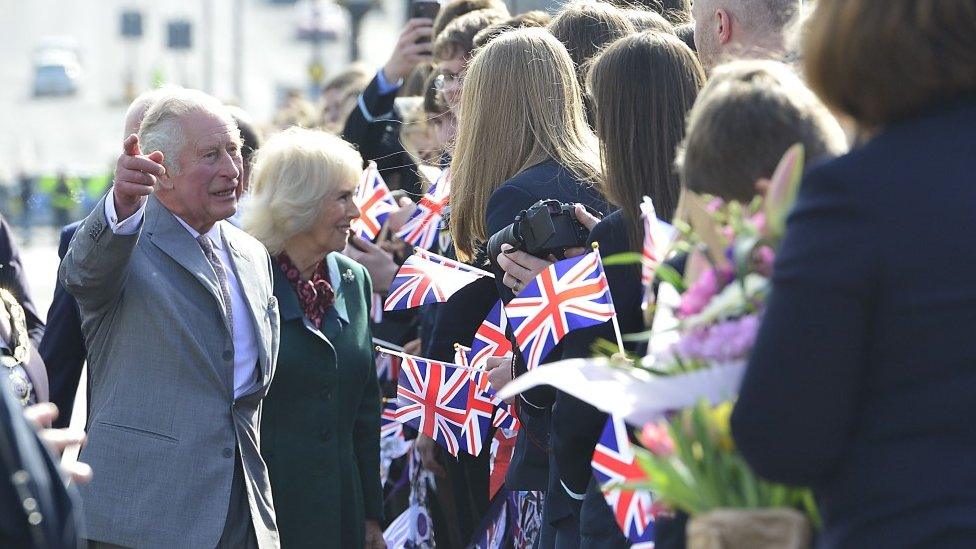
753, 245, 776, 277
706, 198, 724, 213
673, 315, 760, 363
678, 267, 731, 318
639, 422, 675, 456
750, 212, 767, 235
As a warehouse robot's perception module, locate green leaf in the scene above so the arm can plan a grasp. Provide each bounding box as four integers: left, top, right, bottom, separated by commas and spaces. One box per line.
602, 252, 644, 266
655, 263, 686, 293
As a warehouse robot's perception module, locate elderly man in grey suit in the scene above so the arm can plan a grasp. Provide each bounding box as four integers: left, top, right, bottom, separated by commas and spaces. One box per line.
60, 89, 280, 548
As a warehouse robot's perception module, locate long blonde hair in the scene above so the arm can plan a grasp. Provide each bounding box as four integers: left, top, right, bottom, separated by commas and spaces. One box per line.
449, 27, 602, 262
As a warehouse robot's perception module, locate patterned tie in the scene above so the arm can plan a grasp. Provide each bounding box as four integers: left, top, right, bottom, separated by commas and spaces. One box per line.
197, 234, 234, 336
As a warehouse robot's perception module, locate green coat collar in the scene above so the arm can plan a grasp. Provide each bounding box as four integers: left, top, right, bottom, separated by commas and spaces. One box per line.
272, 252, 357, 343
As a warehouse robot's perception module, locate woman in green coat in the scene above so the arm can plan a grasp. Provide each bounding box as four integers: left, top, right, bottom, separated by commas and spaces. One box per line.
246, 127, 384, 549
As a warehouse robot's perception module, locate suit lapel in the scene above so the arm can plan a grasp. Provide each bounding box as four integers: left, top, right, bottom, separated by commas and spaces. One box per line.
224, 232, 272, 383
321, 253, 349, 343
143, 196, 232, 390
144, 196, 224, 311
272, 262, 337, 357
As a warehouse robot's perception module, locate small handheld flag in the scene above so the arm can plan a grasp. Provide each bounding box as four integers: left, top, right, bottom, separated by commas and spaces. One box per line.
505, 252, 616, 369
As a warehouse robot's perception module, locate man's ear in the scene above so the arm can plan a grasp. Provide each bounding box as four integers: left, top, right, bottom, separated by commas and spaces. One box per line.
716, 8, 733, 45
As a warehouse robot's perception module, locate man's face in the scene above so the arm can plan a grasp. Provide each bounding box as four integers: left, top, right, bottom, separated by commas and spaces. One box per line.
437, 54, 466, 113
159, 110, 243, 232
692, 0, 720, 70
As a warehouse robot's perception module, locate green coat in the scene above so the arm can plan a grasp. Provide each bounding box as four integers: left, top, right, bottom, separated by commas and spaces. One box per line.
261, 252, 382, 549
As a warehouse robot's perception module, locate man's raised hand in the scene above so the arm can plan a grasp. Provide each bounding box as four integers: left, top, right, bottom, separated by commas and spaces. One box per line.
113, 134, 166, 221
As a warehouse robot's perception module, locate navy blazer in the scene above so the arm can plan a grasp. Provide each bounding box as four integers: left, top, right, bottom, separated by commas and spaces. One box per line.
484, 160, 609, 493
38, 222, 86, 428
341, 73, 421, 197
732, 99, 976, 548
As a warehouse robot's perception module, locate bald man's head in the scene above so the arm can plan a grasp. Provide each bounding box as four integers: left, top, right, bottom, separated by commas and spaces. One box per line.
692, 0, 801, 70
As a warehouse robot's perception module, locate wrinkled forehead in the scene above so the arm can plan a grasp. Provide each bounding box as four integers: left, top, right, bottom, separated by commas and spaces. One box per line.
183, 108, 243, 150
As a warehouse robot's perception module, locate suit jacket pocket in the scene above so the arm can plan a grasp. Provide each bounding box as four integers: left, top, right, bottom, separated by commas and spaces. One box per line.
96, 420, 179, 445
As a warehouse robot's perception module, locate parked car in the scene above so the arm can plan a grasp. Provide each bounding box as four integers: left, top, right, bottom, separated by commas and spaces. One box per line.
32, 51, 82, 97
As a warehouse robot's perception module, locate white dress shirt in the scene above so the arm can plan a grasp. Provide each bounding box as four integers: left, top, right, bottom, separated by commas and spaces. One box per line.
106, 197, 260, 397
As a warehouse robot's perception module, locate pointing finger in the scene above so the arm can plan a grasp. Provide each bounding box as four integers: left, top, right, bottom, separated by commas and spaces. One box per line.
123, 134, 141, 157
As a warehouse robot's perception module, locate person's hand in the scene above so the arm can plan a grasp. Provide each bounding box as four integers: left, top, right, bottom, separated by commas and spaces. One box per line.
386, 197, 418, 234
562, 204, 603, 259
496, 204, 604, 293
365, 519, 387, 549
23, 403, 93, 484
382, 19, 434, 83
114, 134, 166, 221
485, 354, 515, 399
498, 245, 553, 295
403, 338, 422, 356
345, 235, 398, 294
415, 434, 446, 477
573, 203, 601, 231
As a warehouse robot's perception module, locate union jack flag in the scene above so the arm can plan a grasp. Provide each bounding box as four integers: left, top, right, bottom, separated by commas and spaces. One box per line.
505, 252, 616, 369
462, 381, 499, 456
351, 162, 399, 241
396, 170, 451, 250
640, 196, 678, 307
381, 398, 403, 439
456, 343, 516, 455
396, 356, 472, 456
491, 403, 520, 431
374, 341, 402, 383
592, 415, 656, 548
384, 249, 492, 311
489, 429, 518, 499
468, 300, 512, 369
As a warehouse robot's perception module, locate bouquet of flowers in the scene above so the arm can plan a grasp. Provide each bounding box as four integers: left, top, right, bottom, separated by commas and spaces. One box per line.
626, 144, 818, 548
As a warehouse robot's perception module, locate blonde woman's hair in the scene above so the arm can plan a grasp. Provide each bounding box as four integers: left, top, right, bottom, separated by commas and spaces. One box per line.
244, 127, 363, 255
449, 27, 602, 261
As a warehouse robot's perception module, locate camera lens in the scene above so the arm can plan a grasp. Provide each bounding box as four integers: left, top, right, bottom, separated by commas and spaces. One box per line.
487, 222, 523, 269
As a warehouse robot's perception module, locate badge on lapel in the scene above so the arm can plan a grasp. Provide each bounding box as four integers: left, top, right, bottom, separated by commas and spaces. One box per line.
342, 268, 355, 283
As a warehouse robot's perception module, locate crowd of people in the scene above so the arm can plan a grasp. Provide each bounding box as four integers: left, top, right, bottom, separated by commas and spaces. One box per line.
1, 0, 976, 547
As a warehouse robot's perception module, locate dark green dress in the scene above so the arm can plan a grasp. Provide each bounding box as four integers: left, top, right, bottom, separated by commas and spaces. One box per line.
261, 252, 382, 548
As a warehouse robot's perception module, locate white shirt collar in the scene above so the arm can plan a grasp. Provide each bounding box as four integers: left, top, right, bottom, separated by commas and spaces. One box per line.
174, 216, 225, 252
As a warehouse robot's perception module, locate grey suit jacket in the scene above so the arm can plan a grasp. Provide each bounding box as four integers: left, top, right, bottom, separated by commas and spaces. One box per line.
60, 195, 280, 548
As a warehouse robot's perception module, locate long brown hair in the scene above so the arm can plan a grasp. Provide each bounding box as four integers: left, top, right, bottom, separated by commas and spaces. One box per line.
588, 31, 704, 250
450, 28, 602, 262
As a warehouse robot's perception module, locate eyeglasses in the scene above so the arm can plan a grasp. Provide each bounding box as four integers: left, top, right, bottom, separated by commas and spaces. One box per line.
433, 72, 462, 91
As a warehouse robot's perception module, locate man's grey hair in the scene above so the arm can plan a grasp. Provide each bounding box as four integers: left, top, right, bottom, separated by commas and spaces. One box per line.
122, 85, 182, 138
138, 89, 238, 177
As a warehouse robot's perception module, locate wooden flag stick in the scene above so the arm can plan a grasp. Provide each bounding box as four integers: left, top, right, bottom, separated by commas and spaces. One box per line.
374, 346, 486, 373
412, 247, 496, 278
592, 242, 626, 356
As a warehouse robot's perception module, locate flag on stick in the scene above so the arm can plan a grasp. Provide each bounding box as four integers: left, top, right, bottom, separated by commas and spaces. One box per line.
592, 415, 656, 548
384, 249, 493, 311
505, 252, 616, 369
351, 162, 399, 241
396, 170, 451, 250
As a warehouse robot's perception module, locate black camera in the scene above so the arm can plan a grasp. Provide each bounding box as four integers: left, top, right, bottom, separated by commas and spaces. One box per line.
487, 199, 592, 267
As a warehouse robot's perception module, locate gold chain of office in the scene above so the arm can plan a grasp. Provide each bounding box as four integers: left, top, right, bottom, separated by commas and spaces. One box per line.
0, 288, 33, 405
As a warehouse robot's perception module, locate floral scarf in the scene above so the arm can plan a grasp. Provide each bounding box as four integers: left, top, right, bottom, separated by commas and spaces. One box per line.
276, 253, 334, 329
